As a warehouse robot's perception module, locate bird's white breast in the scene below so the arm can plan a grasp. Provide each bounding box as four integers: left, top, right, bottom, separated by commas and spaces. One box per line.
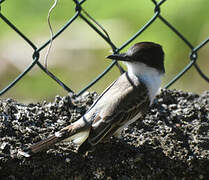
125, 61, 163, 104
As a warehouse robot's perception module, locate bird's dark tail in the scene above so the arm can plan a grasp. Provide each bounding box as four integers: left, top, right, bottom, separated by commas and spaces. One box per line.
20, 134, 62, 157
30, 135, 60, 154
20, 120, 91, 157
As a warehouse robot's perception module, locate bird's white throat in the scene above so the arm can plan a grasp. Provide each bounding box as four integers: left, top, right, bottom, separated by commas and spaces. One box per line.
125, 61, 163, 104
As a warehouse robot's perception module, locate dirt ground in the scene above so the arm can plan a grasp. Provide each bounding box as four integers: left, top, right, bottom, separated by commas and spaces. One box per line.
0, 89, 209, 180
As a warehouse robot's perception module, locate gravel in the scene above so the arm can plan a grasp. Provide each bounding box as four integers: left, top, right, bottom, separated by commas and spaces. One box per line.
0, 89, 209, 180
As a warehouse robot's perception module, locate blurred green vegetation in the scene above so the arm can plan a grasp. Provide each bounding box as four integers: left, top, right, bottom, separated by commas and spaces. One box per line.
0, 0, 208, 102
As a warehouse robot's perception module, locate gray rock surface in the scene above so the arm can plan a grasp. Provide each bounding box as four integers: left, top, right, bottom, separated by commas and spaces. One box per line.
0, 89, 209, 180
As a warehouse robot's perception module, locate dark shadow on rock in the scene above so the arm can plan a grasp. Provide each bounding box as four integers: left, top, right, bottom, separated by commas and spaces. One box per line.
1, 140, 209, 180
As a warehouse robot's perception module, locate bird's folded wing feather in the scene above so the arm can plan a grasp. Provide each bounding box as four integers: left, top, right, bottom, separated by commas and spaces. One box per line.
85, 72, 150, 145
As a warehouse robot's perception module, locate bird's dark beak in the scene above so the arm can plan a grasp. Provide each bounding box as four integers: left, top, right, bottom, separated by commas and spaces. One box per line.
106, 53, 131, 62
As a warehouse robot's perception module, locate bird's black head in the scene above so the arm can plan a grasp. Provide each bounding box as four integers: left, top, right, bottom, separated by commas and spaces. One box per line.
107, 42, 165, 73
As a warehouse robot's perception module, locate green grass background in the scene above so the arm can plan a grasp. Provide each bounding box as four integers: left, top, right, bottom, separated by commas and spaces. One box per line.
0, 0, 208, 102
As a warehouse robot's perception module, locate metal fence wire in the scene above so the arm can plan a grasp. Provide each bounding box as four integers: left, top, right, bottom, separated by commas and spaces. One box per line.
0, 0, 209, 97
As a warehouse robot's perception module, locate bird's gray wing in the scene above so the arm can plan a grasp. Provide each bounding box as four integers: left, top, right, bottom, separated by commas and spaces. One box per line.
86, 72, 150, 145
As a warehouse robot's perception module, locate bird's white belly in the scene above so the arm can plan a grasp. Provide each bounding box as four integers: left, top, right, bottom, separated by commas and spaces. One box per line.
63, 130, 90, 145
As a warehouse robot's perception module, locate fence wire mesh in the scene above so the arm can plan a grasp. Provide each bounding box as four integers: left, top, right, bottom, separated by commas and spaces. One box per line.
0, 0, 208, 98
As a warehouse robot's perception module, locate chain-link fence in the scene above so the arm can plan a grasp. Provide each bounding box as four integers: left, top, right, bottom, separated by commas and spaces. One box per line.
0, 0, 209, 98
